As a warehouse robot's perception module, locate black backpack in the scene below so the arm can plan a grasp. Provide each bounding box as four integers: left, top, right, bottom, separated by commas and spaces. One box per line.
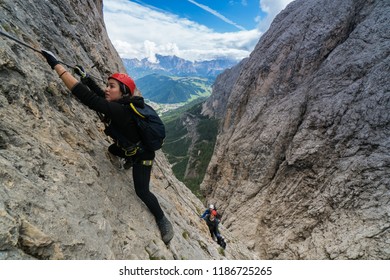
129, 102, 165, 151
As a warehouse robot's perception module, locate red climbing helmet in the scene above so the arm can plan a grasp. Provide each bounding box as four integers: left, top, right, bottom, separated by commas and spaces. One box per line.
108, 73, 136, 95
211, 210, 217, 217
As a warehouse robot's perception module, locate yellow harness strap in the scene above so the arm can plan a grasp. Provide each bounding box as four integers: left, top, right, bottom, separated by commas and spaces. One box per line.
141, 160, 153, 166
124, 146, 139, 156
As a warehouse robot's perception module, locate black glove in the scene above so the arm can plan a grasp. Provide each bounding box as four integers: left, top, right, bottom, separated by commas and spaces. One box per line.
73, 65, 88, 78
41, 50, 59, 69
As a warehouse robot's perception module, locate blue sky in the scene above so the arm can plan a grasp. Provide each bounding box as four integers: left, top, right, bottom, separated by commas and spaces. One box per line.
103, 0, 294, 62
130, 0, 266, 32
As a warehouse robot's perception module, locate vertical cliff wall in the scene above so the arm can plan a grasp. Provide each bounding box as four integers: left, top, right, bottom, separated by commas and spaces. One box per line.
202, 0, 389, 259
0, 0, 254, 259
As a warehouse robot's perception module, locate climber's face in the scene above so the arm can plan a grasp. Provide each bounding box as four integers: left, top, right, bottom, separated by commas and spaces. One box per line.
105, 79, 122, 101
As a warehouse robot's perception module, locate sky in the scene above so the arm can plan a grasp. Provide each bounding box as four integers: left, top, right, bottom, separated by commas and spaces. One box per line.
103, 0, 294, 62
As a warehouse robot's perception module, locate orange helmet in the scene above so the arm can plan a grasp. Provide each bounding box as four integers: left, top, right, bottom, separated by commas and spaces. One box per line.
211, 210, 217, 217
109, 73, 136, 95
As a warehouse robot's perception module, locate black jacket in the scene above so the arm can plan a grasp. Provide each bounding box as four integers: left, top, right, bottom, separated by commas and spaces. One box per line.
71, 78, 154, 159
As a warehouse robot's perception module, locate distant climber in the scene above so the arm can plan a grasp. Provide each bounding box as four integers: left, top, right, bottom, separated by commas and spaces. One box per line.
41, 50, 174, 245
204, 210, 226, 249
200, 204, 215, 220
200, 203, 222, 221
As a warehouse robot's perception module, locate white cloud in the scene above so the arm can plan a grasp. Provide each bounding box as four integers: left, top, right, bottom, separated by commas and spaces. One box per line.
258, 0, 294, 31
103, 0, 294, 62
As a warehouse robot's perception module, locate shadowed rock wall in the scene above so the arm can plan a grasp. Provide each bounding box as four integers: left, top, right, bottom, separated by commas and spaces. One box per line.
202, 0, 389, 259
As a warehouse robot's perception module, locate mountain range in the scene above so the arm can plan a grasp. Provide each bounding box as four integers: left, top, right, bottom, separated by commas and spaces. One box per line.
123, 55, 237, 104
123, 54, 238, 80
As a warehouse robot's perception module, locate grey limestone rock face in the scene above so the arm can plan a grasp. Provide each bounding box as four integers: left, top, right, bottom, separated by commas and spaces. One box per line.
0, 0, 254, 259
202, 0, 390, 259
202, 58, 248, 119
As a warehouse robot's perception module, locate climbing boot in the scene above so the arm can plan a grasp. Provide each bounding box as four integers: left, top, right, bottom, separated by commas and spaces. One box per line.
156, 216, 174, 244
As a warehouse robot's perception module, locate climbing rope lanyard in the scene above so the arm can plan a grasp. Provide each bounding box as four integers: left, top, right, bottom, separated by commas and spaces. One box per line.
0, 29, 74, 68
0, 29, 104, 82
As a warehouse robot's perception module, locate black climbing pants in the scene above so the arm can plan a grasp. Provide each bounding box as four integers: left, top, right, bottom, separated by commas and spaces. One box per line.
108, 144, 164, 221
132, 162, 164, 221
